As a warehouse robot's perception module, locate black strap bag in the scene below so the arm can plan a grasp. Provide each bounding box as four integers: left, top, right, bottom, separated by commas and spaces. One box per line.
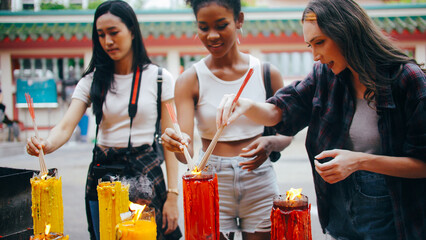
262, 62, 281, 162
86, 66, 166, 239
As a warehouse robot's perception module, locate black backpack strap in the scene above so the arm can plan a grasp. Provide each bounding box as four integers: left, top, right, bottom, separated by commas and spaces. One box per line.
127, 65, 143, 149
155, 67, 163, 142
92, 66, 156, 152
263, 62, 273, 99
262, 62, 282, 162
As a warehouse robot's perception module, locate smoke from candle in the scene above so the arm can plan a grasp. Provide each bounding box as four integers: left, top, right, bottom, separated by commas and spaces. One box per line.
122, 175, 154, 203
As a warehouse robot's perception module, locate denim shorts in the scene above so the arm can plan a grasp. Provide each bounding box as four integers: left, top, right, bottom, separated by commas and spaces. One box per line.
199, 152, 279, 233
326, 171, 396, 240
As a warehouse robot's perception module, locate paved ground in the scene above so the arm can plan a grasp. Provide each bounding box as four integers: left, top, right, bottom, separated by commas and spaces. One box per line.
0, 128, 328, 239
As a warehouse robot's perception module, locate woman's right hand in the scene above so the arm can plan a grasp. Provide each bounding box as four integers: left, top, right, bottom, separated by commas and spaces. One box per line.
217, 94, 254, 128
161, 127, 191, 153
26, 136, 48, 156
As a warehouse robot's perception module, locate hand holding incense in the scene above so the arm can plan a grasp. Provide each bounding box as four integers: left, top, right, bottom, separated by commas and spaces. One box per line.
165, 103, 196, 171
25, 93, 48, 176
198, 68, 254, 171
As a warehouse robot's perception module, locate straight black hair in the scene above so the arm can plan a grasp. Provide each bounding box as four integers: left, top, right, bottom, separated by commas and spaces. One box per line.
83, 0, 151, 118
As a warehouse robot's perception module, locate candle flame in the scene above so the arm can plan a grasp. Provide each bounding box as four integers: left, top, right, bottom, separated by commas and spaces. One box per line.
44, 224, 51, 235
41, 173, 48, 180
286, 188, 303, 201
191, 166, 201, 175
129, 202, 146, 222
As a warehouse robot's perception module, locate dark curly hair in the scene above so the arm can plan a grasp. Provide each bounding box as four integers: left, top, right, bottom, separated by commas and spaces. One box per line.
302, 0, 425, 106
185, 0, 241, 20
83, 0, 151, 120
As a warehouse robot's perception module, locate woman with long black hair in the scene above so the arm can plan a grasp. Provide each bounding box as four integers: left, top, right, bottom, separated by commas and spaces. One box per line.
26, 1, 182, 239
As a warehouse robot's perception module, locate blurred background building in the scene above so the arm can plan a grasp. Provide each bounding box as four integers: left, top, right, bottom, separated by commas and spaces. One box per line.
0, 0, 425, 142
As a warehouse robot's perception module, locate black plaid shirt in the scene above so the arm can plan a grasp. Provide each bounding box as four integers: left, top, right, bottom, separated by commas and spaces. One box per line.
268, 62, 426, 239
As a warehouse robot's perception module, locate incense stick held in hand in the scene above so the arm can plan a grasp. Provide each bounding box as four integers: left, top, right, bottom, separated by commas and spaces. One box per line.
25, 93, 48, 176
165, 103, 196, 171
198, 68, 254, 171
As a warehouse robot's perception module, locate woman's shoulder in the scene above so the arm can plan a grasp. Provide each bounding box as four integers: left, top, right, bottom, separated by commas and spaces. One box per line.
78, 72, 95, 85
393, 63, 425, 85
144, 63, 174, 81
395, 63, 426, 98
175, 65, 198, 96
178, 65, 197, 83
400, 62, 425, 77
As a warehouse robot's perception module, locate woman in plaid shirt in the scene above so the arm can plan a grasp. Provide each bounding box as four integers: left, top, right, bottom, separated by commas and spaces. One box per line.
217, 0, 426, 239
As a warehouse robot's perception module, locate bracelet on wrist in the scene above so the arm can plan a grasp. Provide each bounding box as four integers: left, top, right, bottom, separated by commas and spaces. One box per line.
166, 188, 179, 196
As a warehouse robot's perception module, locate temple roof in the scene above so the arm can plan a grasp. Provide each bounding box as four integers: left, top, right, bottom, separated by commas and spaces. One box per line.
0, 5, 425, 42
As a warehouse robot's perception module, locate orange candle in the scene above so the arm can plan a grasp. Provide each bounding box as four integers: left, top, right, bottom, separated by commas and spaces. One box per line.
182, 168, 219, 240
271, 189, 312, 240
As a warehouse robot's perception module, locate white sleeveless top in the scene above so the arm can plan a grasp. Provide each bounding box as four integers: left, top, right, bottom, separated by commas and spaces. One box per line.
194, 55, 265, 141
72, 64, 175, 147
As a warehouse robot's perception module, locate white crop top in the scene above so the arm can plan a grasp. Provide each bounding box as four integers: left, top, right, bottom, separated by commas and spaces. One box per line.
194, 55, 265, 141
72, 64, 175, 147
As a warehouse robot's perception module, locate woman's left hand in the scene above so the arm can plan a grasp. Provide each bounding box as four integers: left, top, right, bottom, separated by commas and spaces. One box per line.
238, 136, 274, 171
162, 193, 179, 234
314, 149, 363, 184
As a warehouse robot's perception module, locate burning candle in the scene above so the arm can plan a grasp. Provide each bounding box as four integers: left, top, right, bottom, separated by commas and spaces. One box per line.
182, 167, 219, 240
271, 188, 312, 240
30, 224, 69, 240
31, 173, 64, 235
97, 181, 130, 240
30, 234, 69, 240
116, 205, 157, 240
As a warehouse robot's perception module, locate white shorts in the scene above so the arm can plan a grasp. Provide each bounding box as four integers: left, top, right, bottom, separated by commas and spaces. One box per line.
200, 152, 279, 233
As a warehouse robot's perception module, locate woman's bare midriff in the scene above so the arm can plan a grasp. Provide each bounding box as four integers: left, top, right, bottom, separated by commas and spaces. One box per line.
201, 134, 262, 157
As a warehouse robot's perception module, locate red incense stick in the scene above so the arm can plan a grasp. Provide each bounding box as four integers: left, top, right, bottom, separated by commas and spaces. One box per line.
25, 93, 48, 176
165, 103, 196, 171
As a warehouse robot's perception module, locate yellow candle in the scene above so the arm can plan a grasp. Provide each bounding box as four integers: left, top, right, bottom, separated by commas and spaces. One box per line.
116, 218, 157, 240
119, 183, 130, 213
30, 233, 69, 239
30, 176, 64, 235
97, 181, 130, 240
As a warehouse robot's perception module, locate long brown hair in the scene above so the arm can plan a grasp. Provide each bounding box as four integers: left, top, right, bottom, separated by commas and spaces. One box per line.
302, 0, 425, 105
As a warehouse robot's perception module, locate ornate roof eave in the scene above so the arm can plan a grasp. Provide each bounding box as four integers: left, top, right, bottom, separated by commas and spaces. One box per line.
0, 4, 425, 44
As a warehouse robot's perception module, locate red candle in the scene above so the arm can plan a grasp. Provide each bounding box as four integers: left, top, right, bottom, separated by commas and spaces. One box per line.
182, 168, 219, 240
271, 189, 312, 240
